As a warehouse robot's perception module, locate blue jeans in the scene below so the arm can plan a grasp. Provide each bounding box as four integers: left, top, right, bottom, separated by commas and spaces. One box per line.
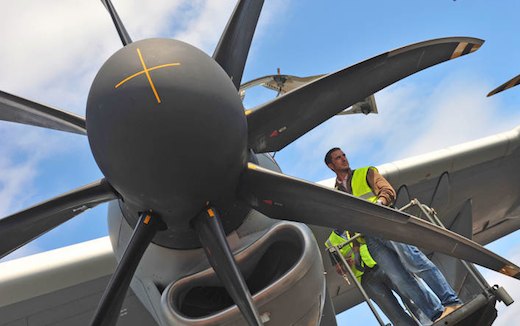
390, 241, 463, 307
362, 266, 417, 326
365, 236, 444, 321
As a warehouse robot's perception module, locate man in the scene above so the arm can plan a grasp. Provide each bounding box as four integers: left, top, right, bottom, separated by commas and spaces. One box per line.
325, 229, 418, 325
324, 147, 463, 322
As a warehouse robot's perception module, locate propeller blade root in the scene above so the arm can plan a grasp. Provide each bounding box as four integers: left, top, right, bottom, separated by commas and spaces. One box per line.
192, 207, 263, 326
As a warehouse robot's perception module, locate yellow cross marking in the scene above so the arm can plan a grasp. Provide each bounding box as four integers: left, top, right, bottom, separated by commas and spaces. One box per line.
115, 48, 180, 104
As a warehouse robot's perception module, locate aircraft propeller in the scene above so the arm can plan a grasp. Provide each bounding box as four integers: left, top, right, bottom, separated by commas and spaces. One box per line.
488, 73, 520, 97
0, 1, 518, 326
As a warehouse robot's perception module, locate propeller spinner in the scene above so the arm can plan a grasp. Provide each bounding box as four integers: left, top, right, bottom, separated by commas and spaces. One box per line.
87, 39, 248, 227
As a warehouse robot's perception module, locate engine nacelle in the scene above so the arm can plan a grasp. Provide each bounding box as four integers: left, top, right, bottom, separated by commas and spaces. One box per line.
108, 203, 326, 326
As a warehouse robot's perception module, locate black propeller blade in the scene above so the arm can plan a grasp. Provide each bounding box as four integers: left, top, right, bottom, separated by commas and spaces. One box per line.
0, 179, 117, 259
213, 0, 264, 90
487, 73, 520, 97
193, 207, 263, 326
239, 163, 520, 280
0, 90, 86, 135
101, 0, 133, 46
246, 37, 484, 153
90, 212, 165, 326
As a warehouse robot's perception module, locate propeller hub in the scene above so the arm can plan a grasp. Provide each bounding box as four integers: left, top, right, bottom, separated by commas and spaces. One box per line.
87, 38, 247, 223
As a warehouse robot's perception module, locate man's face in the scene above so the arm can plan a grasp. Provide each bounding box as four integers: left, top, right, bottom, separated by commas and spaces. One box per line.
328, 149, 349, 173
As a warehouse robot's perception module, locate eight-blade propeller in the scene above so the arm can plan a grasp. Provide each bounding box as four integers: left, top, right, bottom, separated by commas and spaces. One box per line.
0, 1, 517, 326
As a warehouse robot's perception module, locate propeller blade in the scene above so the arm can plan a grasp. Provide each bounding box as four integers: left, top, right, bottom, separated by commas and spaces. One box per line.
192, 207, 263, 326
0, 179, 117, 258
247, 37, 484, 153
90, 212, 165, 326
487, 73, 520, 97
213, 0, 265, 89
0, 90, 86, 135
240, 73, 325, 95
239, 163, 520, 280
100, 0, 132, 46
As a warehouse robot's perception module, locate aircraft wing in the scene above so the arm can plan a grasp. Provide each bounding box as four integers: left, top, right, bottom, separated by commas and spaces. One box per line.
0, 238, 157, 326
317, 125, 520, 315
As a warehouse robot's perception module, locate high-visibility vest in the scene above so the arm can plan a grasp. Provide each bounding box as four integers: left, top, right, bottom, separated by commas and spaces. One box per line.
325, 230, 377, 282
351, 166, 378, 203
328, 166, 379, 281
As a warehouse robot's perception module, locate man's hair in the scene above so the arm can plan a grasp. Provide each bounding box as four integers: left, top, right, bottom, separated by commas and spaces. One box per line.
324, 147, 341, 166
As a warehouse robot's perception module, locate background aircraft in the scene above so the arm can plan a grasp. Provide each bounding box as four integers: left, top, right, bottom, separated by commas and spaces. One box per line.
1, 0, 520, 325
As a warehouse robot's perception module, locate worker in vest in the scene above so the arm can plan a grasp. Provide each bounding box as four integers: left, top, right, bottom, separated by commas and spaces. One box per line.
324, 147, 457, 322
325, 229, 418, 325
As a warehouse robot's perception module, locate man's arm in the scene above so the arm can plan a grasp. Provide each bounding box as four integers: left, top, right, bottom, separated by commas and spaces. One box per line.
367, 168, 396, 206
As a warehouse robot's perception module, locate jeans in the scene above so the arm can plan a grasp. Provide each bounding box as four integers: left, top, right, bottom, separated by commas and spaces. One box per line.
362, 266, 417, 326
365, 236, 444, 321
390, 241, 463, 307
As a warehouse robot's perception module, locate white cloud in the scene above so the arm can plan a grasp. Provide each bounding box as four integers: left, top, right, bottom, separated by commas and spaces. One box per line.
0, 125, 69, 216
394, 73, 520, 159
174, 0, 235, 52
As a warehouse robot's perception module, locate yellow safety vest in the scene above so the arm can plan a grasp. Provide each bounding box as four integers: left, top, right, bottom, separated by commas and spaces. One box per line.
351, 166, 378, 203
325, 230, 377, 282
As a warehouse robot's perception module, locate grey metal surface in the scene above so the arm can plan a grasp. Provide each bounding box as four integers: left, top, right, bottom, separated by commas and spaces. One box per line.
0, 275, 157, 326
160, 221, 326, 326
0, 237, 157, 326
378, 126, 520, 245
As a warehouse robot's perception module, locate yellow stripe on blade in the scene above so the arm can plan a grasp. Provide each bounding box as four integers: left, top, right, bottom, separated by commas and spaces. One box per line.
450, 42, 468, 60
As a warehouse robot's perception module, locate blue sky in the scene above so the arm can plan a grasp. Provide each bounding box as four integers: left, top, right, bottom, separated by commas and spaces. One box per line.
1, 0, 520, 324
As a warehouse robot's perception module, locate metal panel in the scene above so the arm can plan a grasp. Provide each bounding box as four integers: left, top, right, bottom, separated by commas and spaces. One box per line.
0, 275, 157, 326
